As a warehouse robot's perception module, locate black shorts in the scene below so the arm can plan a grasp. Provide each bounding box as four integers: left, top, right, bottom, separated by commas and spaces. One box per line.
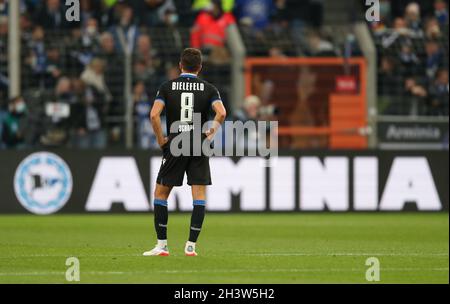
156, 141, 212, 187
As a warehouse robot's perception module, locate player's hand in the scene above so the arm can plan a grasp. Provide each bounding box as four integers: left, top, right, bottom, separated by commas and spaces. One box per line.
159, 137, 168, 149
205, 128, 215, 141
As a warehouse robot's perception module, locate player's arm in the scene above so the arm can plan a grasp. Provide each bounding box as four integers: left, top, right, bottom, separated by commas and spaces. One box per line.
206, 100, 227, 140
150, 100, 167, 148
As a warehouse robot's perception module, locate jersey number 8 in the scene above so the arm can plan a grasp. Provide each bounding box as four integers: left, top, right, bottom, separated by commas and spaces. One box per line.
180, 92, 194, 122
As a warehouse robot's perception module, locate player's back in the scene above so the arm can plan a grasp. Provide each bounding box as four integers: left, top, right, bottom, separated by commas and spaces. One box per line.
156, 73, 222, 138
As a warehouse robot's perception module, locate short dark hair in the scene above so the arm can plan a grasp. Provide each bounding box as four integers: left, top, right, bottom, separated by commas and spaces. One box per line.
180, 48, 202, 73
9, 96, 22, 104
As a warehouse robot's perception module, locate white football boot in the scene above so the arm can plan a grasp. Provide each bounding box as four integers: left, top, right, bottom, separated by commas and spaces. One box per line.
184, 241, 198, 256
143, 241, 169, 256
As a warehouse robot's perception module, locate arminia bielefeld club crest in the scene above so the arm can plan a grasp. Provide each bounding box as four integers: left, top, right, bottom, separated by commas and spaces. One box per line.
14, 152, 73, 214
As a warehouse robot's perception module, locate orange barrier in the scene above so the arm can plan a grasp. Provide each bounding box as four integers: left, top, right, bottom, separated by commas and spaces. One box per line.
245, 57, 368, 149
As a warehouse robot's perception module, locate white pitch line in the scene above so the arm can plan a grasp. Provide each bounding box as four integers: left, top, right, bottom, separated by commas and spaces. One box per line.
137, 267, 450, 274
0, 271, 126, 277
0, 253, 143, 259
0, 267, 448, 277
246, 252, 449, 257
0, 252, 447, 259
0, 272, 63, 277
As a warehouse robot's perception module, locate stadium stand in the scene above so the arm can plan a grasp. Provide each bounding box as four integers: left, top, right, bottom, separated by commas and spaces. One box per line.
369, 0, 449, 116
0, 0, 448, 150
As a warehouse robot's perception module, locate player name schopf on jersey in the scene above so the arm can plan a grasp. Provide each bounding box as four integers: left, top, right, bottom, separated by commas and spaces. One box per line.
172, 81, 205, 91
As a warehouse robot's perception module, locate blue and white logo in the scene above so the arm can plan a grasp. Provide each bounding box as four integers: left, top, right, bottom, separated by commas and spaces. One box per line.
14, 152, 73, 214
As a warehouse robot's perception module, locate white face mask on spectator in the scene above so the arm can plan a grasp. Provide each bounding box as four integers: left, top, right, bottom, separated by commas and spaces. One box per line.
86, 26, 97, 36
11, 100, 26, 114
168, 13, 178, 25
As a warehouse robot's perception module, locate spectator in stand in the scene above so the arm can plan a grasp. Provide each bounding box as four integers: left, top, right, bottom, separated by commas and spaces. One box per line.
372, 1, 449, 117
233, 0, 275, 31
306, 31, 336, 57
0, 13, 5, 37
79, 0, 103, 25
80, 18, 101, 60
295, 66, 325, 137
191, 0, 235, 62
381, 17, 409, 48
404, 2, 423, 34
98, 32, 116, 59
158, 7, 186, 63
54, 76, 77, 104
191, 0, 235, 49
403, 77, 428, 115
80, 58, 112, 145
233, 95, 262, 151
378, 56, 404, 114
110, 4, 139, 55
424, 17, 443, 39
134, 34, 159, 73
428, 68, 449, 116
71, 78, 107, 149
234, 94, 261, 122
390, 0, 434, 18
20, 11, 34, 39
425, 39, 444, 79
161, 6, 179, 29
268, 46, 286, 59
97, 32, 124, 136
80, 58, 112, 104
369, 0, 393, 34
397, 40, 421, 77
1, 96, 28, 149
381, 0, 393, 23
393, 16, 409, 34
34, 0, 68, 29
0, 0, 7, 16
133, 34, 161, 91
172, 0, 196, 27
434, 0, 448, 26
97, 0, 122, 29
64, 17, 101, 75
273, 0, 316, 54
133, 80, 161, 149
379, 56, 404, 97
249, 46, 285, 105
133, 59, 154, 86
131, 0, 177, 27
25, 25, 53, 89
45, 47, 63, 88
155, 0, 178, 28
273, 0, 320, 29
0, 73, 6, 100
40, 77, 74, 146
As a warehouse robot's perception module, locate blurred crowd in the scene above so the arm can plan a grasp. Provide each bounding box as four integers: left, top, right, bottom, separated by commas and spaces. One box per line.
370, 0, 449, 116
1, 0, 447, 150
0, 0, 325, 149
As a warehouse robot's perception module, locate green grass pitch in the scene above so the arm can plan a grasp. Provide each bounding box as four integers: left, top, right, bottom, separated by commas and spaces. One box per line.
0, 213, 448, 283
